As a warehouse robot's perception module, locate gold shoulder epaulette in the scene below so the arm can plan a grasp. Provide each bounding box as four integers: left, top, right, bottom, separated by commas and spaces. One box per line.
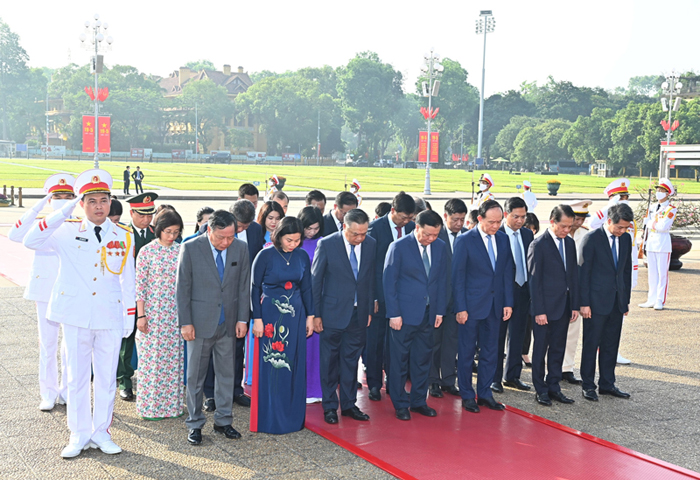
116, 223, 133, 233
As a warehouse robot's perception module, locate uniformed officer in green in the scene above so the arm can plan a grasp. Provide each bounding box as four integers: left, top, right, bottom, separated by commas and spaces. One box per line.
117, 192, 158, 401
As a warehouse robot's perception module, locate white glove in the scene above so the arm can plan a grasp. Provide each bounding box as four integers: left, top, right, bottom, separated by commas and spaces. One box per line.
608, 195, 620, 207
60, 195, 82, 216
32, 193, 52, 213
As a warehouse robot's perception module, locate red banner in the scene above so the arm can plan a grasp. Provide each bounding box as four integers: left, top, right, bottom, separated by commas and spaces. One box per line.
418, 132, 428, 162
98, 116, 111, 153
82, 116, 110, 153
418, 131, 440, 163
82, 116, 95, 153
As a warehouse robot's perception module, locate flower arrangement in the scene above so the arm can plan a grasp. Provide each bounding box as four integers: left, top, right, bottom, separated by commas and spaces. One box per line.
635, 185, 700, 232
546, 179, 561, 185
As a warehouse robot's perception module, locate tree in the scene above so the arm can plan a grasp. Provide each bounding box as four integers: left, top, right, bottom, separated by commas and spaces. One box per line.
492, 116, 541, 160
481, 90, 536, 159
0, 18, 30, 140
559, 107, 614, 164
511, 119, 571, 169
608, 102, 650, 174
178, 79, 233, 153
627, 75, 665, 97
529, 77, 600, 122
392, 95, 424, 161
185, 60, 216, 72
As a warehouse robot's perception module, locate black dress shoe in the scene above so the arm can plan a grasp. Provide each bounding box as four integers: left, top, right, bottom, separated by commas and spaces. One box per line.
472, 362, 479, 374
536, 393, 552, 406
549, 391, 575, 404
233, 394, 251, 407
504, 378, 532, 391
187, 428, 202, 445
368, 387, 381, 401
119, 388, 134, 402
562, 372, 583, 385
324, 409, 338, 424
203, 398, 216, 412
213, 424, 241, 439
441, 385, 460, 396
429, 383, 443, 398
490, 382, 504, 394
357, 382, 363, 390
341, 406, 370, 421
599, 386, 631, 399
410, 405, 437, 417
477, 397, 505, 411
395, 408, 411, 421
462, 398, 480, 413
582, 389, 599, 401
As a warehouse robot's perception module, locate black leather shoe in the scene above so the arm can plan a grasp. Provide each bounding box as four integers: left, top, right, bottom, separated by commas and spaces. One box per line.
213, 424, 241, 439
562, 372, 583, 385
490, 382, 504, 394
504, 378, 532, 391
410, 405, 437, 417
233, 394, 251, 407
582, 389, 599, 401
357, 382, 363, 390
599, 386, 631, 399
462, 398, 480, 413
324, 409, 338, 424
187, 428, 202, 445
472, 362, 479, 373
203, 398, 216, 412
477, 397, 505, 411
441, 385, 460, 396
549, 391, 575, 404
368, 387, 382, 401
119, 388, 134, 402
395, 408, 411, 421
536, 393, 552, 406
341, 406, 370, 421
429, 383, 443, 398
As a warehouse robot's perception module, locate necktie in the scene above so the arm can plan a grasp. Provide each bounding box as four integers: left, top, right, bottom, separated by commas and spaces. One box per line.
141, 229, 147, 242
451, 231, 458, 252
487, 234, 496, 271
216, 249, 225, 325
558, 238, 566, 271
94, 226, 102, 243
350, 244, 359, 305
513, 231, 526, 286
396, 226, 402, 238
611, 235, 618, 270
422, 245, 430, 305
339, 222, 344, 231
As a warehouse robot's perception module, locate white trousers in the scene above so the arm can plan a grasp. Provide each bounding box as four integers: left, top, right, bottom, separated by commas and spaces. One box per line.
62, 325, 122, 447
36, 301, 67, 402
562, 317, 581, 373
646, 252, 671, 306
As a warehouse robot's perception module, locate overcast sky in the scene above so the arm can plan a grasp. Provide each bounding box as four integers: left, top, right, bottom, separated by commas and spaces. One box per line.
3, 0, 697, 96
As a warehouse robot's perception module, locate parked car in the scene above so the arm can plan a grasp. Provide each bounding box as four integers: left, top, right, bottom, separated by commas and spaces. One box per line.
206, 152, 232, 163
404, 161, 417, 169
353, 159, 368, 167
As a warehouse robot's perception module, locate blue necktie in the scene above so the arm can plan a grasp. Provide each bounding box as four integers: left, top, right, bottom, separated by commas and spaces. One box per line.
487, 234, 496, 271
216, 249, 225, 325
611, 235, 618, 270
513, 231, 526, 286
350, 244, 359, 305
558, 238, 566, 271
422, 245, 430, 305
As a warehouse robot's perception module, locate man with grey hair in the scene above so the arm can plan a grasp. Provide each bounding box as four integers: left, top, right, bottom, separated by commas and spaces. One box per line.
413, 196, 428, 215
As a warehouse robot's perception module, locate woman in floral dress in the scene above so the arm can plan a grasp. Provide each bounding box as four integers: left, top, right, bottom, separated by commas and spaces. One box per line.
135, 210, 186, 420
250, 217, 314, 434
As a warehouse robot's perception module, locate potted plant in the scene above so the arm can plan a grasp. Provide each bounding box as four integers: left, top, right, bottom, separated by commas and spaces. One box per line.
546, 179, 561, 196
0, 194, 10, 207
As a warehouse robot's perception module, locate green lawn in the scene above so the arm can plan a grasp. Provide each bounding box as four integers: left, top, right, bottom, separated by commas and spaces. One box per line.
1, 158, 697, 194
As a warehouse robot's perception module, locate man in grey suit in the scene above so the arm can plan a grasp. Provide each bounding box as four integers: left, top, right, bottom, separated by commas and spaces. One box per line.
177, 210, 250, 445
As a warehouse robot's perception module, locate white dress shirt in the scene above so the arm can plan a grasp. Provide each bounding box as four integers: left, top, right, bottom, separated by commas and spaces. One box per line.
388, 215, 406, 241
547, 228, 566, 270
414, 231, 431, 264
237, 229, 248, 244
446, 229, 462, 253
477, 225, 498, 261
208, 235, 227, 264
504, 224, 527, 282
342, 233, 361, 271
332, 210, 343, 231
606, 229, 620, 259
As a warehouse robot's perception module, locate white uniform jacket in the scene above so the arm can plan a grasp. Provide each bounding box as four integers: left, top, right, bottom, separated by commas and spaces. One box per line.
645, 201, 677, 253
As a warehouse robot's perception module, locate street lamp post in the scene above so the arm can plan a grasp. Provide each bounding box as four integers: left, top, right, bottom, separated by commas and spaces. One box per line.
79, 14, 113, 168
475, 10, 495, 166
317, 109, 321, 166
421, 49, 443, 195
659, 73, 683, 179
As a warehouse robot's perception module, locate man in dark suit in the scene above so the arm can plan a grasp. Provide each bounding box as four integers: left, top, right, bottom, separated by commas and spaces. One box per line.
579, 203, 633, 401
383, 210, 447, 420
238, 183, 259, 210
306, 190, 327, 214
492, 197, 534, 393
177, 210, 251, 445
429, 198, 467, 398
528, 204, 580, 406
118, 192, 158, 401
322, 191, 358, 236
366, 191, 415, 401
131, 166, 144, 194
123, 166, 130, 195
452, 200, 514, 413
312, 209, 376, 424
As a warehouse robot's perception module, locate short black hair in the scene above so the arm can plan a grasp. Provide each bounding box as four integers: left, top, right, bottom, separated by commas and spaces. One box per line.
344, 208, 370, 227
155, 209, 184, 239
126, 166, 129, 169
305, 190, 326, 205
505, 196, 528, 213
256, 200, 285, 229
468, 210, 479, 226
238, 183, 259, 198
478, 200, 503, 219
415, 209, 443, 228
609, 203, 634, 224
230, 199, 256, 225
108, 198, 123, 217
524, 212, 540, 234
272, 216, 304, 250
444, 198, 468, 216
550, 204, 575, 222
297, 206, 324, 239
208, 209, 237, 232
413, 196, 427, 214
195, 206, 215, 234
375, 202, 392, 218
392, 191, 415, 215
335, 191, 358, 209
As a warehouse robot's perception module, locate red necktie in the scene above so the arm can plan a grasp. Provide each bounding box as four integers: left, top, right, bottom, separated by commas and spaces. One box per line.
396, 226, 402, 238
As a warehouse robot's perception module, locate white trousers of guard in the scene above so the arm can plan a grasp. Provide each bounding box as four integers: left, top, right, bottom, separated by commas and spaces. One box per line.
646, 252, 671, 306
562, 316, 581, 373
36, 301, 67, 403
62, 324, 122, 447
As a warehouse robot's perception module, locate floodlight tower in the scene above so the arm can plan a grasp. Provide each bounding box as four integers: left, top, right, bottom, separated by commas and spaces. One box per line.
475, 10, 495, 166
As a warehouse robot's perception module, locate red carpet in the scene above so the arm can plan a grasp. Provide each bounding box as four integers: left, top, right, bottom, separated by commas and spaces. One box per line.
305, 389, 700, 480
0, 233, 32, 286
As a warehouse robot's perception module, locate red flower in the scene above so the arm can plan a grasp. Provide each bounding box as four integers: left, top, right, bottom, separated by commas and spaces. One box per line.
284, 281, 293, 290
272, 341, 285, 352
264, 324, 274, 338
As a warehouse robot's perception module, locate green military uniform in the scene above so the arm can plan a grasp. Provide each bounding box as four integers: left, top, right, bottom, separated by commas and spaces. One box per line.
117, 193, 158, 395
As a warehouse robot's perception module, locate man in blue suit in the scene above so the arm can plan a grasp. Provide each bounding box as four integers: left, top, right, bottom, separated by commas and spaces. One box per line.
492, 197, 534, 393
527, 204, 580, 406
366, 192, 415, 401
452, 200, 514, 413
312, 209, 376, 424
383, 210, 447, 420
